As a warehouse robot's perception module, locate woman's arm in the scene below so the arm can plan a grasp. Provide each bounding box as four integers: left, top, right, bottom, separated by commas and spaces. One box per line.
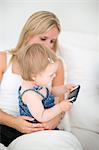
0, 51, 6, 82
52, 58, 64, 102
0, 110, 44, 133
0, 52, 44, 133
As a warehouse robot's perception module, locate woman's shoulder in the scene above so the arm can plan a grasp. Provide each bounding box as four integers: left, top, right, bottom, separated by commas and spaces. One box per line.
0, 50, 12, 61
0, 50, 7, 64
0, 50, 9, 73
0, 50, 7, 56
0, 50, 11, 58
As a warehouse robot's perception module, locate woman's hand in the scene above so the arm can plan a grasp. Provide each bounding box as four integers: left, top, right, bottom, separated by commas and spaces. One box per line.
13, 116, 44, 133
42, 113, 63, 130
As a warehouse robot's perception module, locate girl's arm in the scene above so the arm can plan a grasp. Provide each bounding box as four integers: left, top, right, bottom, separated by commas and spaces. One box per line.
52, 84, 75, 96
24, 91, 72, 122
42, 59, 74, 129
0, 52, 44, 133
41, 59, 74, 129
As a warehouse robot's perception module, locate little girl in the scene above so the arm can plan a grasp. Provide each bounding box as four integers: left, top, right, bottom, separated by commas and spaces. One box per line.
17, 43, 73, 125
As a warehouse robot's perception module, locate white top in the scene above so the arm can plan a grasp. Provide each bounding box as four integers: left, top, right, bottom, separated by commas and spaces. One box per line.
0, 52, 22, 116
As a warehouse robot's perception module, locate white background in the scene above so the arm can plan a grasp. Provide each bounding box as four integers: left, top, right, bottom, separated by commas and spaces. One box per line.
0, 0, 98, 50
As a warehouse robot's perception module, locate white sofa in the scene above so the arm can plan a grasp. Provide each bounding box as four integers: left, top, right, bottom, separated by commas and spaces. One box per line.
0, 31, 98, 150
59, 31, 99, 150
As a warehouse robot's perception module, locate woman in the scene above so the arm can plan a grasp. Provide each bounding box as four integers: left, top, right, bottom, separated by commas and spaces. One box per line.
0, 11, 82, 149
0, 10, 65, 146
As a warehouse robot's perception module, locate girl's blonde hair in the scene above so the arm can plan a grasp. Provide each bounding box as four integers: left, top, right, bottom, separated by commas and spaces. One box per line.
11, 11, 61, 58
17, 43, 57, 80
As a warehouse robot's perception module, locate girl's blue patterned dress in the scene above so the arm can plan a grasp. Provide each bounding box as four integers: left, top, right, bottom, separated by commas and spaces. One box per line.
18, 86, 55, 123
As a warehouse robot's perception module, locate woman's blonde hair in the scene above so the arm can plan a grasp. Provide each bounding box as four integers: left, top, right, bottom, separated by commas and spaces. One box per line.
11, 11, 61, 58
17, 43, 57, 80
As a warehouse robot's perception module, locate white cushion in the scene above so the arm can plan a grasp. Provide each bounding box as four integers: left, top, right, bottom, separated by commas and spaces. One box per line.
8, 130, 83, 150
61, 46, 98, 131
72, 127, 99, 150
0, 143, 7, 150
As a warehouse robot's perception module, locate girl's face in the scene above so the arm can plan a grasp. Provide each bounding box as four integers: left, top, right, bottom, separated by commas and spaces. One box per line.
34, 61, 58, 87
28, 26, 59, 51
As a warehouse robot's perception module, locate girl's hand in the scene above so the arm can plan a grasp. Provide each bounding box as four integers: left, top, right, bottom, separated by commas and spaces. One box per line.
42, 113, 63, 130
52, 84, 75, 96
13, 116, 44, 133
65, 84, 75, 92
59, 100, 73, 112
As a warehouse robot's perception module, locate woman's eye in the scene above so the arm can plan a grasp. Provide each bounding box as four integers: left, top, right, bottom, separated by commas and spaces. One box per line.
40, 38, 46, 41
51, 40, 55, 43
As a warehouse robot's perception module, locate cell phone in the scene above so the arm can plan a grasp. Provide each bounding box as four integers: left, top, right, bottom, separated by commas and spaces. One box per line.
67, 85, 80, 103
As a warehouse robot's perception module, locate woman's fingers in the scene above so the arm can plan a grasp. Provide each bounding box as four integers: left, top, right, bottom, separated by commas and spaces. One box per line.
15, 116, 44, 133
26, 122, 44, 128
25, 122, 44, 133
20, 116, 34, 121
27, 127, 44, 133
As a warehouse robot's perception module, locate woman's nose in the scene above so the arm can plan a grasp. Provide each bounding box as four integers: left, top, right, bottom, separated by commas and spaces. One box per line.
45, 41, 53, 49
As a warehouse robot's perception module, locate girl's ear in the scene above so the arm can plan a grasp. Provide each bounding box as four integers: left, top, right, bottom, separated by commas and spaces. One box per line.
32, 77, 35, 81
31, 74, 36, 81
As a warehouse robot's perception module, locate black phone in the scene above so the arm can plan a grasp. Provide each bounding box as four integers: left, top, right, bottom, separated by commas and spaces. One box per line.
67, 85, 80, 103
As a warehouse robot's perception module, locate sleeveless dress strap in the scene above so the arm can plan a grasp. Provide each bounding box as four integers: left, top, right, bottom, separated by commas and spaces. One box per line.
6, 51, 12, 67
18, 86, 45, 99
6, 51, 11, 65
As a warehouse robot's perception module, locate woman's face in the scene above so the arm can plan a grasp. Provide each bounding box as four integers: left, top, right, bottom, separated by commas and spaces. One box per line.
28, 26, 59, 51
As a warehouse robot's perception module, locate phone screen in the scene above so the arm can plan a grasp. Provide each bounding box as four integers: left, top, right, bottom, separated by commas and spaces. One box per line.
67, 85, 80, 103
